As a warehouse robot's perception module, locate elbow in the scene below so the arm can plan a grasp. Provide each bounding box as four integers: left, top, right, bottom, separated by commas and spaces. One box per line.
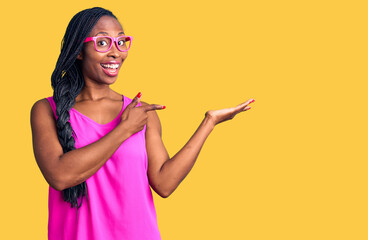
51, 183, 65, 192
149, 176, 179, 198
47, 173, 76, 192
159, 187, 175, 198
160, 191, 171, 198
152, 185, 172, 198
47, 177, 66, 191
49, 177, 69, 192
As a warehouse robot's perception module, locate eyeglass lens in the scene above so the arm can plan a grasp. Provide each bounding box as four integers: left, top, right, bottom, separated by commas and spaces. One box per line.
95, 36, 131, 52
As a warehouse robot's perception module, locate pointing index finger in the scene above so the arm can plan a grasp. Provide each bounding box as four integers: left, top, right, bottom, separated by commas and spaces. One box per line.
143, 104, 166, 112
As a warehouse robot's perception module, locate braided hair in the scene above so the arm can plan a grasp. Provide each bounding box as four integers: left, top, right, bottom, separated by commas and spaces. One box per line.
51, 7, 117, 209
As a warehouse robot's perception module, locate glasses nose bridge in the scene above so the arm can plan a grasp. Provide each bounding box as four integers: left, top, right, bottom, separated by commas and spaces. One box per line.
108, 37, 121, 54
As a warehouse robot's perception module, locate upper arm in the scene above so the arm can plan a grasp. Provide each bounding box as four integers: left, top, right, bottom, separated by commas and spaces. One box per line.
141, 101, 170, 194
30, 99, 64, 189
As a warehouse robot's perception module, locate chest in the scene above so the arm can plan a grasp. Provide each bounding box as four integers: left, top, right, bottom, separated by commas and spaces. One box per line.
72, 100, 124, 125
69, 111, 148, 175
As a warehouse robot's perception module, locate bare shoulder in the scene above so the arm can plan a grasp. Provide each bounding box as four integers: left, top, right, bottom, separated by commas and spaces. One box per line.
141, 101, 162, 133
31, 98, 54, 121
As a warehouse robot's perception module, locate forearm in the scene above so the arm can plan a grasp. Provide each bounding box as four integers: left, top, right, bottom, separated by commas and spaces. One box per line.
54, 123, 131, 190
158, 115, 215, 197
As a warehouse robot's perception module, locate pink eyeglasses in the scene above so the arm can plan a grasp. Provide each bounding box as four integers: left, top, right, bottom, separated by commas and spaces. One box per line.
84, 36, 133, 52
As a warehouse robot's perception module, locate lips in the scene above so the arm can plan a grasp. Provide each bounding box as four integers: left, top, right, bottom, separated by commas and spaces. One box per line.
100, 62, 120, 77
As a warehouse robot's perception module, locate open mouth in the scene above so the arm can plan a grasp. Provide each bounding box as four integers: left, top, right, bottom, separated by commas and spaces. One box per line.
101, 63, 120, 76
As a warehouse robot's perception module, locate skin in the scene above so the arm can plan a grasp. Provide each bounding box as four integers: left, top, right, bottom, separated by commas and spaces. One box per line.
30, 16, 255, 198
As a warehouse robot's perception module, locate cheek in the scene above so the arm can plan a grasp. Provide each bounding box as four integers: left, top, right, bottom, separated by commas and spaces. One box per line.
80, 59, 101, 79
81, 52, 102, 69
83, 47, 103, 62
121, 52, 128, 61
81, 59, 93, 71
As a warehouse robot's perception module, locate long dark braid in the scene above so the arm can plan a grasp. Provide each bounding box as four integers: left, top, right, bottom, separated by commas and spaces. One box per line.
51, 7, 117, 209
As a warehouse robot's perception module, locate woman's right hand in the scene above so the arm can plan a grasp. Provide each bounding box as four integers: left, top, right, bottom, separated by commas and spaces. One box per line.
120, 92, 165, 135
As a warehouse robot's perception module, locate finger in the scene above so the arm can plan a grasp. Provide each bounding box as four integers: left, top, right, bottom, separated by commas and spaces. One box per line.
126, 92, 141, 109
235, 98, 255, 111
242, 106, 251, 111
239, 98, 255, 107
143, 104, 166, 112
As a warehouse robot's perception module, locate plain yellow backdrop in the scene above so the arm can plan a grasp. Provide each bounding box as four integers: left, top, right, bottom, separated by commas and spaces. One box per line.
0, 0, 367, 239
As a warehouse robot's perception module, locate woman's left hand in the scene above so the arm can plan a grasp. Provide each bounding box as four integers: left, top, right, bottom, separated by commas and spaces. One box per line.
205, 98, 255, 126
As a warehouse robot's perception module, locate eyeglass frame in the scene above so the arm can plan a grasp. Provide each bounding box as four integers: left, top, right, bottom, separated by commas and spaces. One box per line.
84, 35, 133, 53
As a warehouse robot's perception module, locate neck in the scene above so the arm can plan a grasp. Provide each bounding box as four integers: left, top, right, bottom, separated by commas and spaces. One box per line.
77, 82, 113, 101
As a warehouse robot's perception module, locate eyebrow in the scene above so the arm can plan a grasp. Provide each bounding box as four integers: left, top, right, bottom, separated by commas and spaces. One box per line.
95, 31, 125, 36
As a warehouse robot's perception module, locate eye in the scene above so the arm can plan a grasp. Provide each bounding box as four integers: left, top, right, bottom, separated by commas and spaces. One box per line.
95, 37, 111, 48
97, 40, 108, 46
118, 40, 125, 46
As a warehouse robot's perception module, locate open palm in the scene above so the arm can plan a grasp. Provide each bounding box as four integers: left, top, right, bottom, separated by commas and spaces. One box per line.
205, 99, 254, 126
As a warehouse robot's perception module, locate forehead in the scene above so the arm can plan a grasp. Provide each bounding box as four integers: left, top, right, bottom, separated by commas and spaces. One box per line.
89, 16, 124, 36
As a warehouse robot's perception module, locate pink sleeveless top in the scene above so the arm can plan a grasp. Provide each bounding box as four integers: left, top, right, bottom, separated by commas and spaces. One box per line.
46, 95, 161, 240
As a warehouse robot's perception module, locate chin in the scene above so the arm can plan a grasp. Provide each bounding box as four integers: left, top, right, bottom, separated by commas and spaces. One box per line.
103, 77, 118, 85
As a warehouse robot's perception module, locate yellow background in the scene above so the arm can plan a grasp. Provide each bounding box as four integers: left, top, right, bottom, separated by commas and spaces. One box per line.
0, 0, 367, 239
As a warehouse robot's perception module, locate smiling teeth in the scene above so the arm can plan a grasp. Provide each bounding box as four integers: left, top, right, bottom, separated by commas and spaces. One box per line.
101, 64, 119, 69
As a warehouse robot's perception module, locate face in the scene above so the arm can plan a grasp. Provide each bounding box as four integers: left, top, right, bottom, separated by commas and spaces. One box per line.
77, 16, 128, 85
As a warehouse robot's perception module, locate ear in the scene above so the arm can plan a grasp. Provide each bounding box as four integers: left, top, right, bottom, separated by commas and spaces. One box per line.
77, 51, 83, 60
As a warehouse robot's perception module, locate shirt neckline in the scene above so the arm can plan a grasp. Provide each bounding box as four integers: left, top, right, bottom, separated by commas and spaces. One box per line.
70, 95, 125, 126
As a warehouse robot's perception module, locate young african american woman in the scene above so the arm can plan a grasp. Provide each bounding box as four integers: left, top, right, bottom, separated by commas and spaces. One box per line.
30, 7, 255, 240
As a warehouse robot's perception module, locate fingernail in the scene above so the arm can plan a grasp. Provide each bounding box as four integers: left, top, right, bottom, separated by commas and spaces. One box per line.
250, 99, 255, 103
162, 105, 166, 109
248, 106, 251, 110
137, 92, 142, 98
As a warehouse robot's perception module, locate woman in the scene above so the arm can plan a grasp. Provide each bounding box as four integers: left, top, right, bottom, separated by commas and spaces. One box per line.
30, 7, 254, 240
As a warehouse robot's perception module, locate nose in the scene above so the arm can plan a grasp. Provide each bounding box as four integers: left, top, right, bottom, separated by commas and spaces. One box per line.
107, 41, 121, 58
